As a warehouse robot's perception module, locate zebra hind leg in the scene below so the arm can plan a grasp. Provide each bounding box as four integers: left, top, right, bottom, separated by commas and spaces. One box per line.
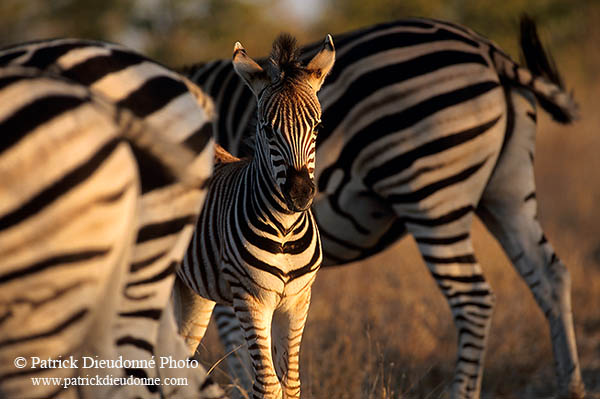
409, 214, 495, 399
214, 304, 253, 398
477, 202, 585, 398
476, 87, 584, 399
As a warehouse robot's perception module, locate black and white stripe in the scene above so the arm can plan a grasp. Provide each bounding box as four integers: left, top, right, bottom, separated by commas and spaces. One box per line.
0, 40, 223, 398
182, 17, 584, 399
174, 34, 334, 399
0, 65, 217, 398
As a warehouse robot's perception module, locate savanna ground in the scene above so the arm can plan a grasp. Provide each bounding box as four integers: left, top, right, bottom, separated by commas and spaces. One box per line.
197, 12, 600, 399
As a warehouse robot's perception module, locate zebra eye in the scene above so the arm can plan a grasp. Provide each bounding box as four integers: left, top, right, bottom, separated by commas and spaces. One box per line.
313, 122, 323, 135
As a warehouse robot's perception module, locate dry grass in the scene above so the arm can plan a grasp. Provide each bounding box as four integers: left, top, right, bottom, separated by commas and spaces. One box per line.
197, 24, 600, 398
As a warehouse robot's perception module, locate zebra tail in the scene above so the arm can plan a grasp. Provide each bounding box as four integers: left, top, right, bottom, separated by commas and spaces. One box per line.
519, 14, 578, 123
491, 15, 578, 123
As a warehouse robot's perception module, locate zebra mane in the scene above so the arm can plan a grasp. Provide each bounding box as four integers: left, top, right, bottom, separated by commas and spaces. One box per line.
268, 33, 304, 82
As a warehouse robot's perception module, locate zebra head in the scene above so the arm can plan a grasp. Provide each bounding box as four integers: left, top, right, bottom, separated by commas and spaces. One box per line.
232, 34, 335, 212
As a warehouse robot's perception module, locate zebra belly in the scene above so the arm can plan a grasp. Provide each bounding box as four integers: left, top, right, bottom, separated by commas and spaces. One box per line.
313, 187, 402, 266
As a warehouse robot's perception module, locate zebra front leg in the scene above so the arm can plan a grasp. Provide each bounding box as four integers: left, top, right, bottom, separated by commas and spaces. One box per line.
231, 291, 282, 399
412, 224, 495, 399
272, 289, 311, 399
214, 304, 254, 397
156, 303, 227, 399
172, 276, 216, 357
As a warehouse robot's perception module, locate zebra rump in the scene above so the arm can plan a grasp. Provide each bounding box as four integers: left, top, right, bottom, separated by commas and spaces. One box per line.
0, 53, 223, 398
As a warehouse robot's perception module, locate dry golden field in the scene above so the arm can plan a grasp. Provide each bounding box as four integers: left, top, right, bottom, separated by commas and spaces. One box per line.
198, 17, 600, 399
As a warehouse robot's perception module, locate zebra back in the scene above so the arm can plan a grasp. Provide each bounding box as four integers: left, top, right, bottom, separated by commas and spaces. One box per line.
0, 38, 215, 157
183, 17, 577, 158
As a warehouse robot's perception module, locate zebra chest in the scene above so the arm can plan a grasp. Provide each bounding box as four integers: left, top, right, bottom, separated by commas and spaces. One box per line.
219, 232, 321, 298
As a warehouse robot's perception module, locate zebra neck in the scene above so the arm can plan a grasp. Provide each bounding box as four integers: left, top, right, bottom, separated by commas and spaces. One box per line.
248, 154, 304, 236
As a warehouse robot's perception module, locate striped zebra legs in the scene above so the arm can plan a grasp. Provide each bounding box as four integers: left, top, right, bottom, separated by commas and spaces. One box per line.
175, 281, 314, 399
209, 229, 495, 399
229, 288, 282, 399
410, 219, 494, 398
211, 306, 253, 398
155, 303, 227, 399
208, 291, 312, 399
271, 289, 311, 399
213, 304, 253, 395
175, 277, 252, 396
476, 88, 584, 397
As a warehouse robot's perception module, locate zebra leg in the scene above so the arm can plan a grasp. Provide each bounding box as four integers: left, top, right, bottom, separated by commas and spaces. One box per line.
156, 302, 227, 399
272, 289, 311, 399
408, 214, 495, 399
214, 304, 254, 398
476, 88, 584, 398
172, 276, 216, 357
231, 292, 282, 399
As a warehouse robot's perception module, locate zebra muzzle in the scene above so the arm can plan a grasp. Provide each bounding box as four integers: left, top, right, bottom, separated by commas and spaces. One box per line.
283, 166, 316, 212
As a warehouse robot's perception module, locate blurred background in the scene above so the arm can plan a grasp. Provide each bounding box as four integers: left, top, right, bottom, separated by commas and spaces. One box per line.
2, 1, 598, 397
0, 0, 595, 65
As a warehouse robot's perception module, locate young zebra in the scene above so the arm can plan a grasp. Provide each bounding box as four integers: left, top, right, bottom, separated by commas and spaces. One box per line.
0, 65, 222, 399
182, 17, 584, 398
0, 39, 227, 397
174, 34, 334, 399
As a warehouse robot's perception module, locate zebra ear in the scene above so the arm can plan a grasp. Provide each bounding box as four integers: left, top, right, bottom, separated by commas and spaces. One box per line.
306, 34, 335, 92
232, 42, 269, 97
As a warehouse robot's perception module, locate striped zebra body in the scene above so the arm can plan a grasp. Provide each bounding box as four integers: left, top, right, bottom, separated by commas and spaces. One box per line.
0, 66, 185, 398
0, 40, 223, 398
183, 17, 584, 398
174, 35, 334, 399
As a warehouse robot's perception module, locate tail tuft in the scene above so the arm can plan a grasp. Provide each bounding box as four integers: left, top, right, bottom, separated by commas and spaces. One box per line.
520, 15, 563, 87
519, 14, 578, 123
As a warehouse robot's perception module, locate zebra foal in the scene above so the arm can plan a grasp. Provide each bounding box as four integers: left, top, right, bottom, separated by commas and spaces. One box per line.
174, 34, 334, 399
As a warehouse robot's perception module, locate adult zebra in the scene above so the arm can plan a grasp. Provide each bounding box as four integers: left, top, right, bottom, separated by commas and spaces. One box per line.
0, 65, 222, 399
0, 42, 224, 398
174, 34, 333, 399
182, 16, 584, 398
